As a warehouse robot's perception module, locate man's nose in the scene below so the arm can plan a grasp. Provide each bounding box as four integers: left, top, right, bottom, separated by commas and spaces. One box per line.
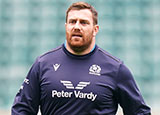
74, 22, 81, 30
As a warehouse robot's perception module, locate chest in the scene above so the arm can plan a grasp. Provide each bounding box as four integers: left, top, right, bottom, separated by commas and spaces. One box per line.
39, 59, 117, 104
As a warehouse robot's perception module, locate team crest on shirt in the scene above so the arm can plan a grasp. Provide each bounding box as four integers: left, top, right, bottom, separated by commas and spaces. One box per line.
89, 64, 101, 76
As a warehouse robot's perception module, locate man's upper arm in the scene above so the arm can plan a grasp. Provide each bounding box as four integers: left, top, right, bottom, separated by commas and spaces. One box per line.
116, 64, 151, 115
12, 58, 40, 115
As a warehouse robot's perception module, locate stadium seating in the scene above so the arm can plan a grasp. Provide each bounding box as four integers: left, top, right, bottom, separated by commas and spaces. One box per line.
0, 0, 160, 110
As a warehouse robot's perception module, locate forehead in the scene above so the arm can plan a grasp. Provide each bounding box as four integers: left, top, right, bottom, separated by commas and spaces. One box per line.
67, 9, 93, 21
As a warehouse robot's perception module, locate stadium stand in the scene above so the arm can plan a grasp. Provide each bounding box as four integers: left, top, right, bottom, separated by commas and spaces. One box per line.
0, 0, 160, 114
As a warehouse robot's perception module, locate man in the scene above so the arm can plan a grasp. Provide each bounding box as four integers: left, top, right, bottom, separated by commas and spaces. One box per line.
12, 2, 151, 115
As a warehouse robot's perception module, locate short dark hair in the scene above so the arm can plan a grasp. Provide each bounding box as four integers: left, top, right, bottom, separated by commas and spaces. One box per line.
66, 2, 98, 25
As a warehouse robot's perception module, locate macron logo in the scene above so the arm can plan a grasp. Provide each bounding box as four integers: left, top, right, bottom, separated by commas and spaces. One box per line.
53, 64, 60, 71
60, 80, 90, 90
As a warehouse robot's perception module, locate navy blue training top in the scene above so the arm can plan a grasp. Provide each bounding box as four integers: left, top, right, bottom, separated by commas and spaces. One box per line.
12, 44, 151, 115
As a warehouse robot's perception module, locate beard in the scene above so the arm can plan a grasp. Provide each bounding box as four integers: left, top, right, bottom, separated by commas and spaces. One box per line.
68, 39, 92, 53
66, 32, 94, 53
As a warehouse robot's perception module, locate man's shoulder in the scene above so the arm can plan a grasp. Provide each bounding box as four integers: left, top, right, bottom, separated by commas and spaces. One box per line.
96, 46, 122, 64
37, 45, 63, 61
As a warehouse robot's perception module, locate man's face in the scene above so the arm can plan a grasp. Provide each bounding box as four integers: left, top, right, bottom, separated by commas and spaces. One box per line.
65, 9, 98, 53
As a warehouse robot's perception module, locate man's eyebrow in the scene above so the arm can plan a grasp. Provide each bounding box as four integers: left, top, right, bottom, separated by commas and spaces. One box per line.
69, 18, 76, 20
68, 18, 77, 21
69, 18, 89, 20
68, 18, 90, 24
81, 19, 90, 22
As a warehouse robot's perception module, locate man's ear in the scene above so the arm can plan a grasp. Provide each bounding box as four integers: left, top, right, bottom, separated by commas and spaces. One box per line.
93, 25, 99, 37
65, 23, 67, 28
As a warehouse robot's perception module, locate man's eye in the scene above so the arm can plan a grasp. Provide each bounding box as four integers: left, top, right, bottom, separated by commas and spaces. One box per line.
69, 20, 76, 24
81, 21, 87, 24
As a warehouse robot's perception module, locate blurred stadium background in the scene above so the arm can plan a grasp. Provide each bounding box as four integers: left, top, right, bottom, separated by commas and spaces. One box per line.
0, 0, 160, 114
